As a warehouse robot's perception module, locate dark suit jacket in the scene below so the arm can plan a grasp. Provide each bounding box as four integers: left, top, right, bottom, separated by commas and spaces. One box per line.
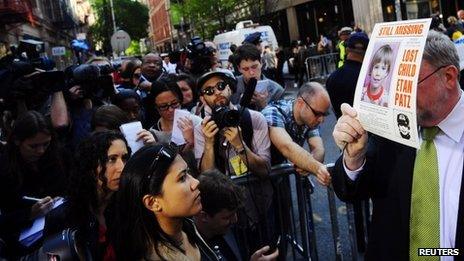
332, 135, 464, 261
326, 59, 362, 119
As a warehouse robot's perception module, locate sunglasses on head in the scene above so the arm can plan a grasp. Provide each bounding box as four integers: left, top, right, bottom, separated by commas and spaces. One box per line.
144, 145, 176, 187
201, 81, 228, 96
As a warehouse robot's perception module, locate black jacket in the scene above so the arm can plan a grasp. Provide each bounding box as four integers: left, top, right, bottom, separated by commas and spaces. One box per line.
331, 135, 464, 261
326, 59, 362, 119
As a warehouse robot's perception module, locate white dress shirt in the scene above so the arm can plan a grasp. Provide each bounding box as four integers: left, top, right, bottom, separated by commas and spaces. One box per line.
344, 91, 464, 260
163, 62, 177, 74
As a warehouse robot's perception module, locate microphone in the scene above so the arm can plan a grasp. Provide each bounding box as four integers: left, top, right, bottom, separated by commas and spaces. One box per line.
239, 77, 257, 108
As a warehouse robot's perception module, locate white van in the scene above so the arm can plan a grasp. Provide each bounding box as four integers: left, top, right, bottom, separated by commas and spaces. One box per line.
213, 21, 279, 68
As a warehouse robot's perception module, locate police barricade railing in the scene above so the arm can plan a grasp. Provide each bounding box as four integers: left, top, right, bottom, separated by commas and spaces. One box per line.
305, 53, 339, 81
231, 163, 318, 261
326, 163, 364, 261
231, 163, 362, 260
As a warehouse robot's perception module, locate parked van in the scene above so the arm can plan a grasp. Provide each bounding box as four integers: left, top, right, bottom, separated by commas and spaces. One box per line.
213, 21, 278, 67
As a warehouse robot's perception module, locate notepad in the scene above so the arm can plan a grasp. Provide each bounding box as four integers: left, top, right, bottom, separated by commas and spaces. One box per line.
255, 79, 269, 93
19, 197, 65, 247
120, 121, 144, 153
171, 109, 192, 146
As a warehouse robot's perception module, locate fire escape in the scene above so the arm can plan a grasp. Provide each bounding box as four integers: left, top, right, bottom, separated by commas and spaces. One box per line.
0, 0, 34, 25
41, 0, 76, 30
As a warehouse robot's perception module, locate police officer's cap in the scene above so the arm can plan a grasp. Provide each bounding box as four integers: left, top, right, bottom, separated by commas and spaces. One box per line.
397, 113, 409, 126
243, 32, 262, 45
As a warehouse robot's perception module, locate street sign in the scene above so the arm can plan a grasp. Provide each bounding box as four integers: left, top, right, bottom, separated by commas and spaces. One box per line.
52, 46, 66, 56
77, 33, 86, 40
111, 30, 131, 54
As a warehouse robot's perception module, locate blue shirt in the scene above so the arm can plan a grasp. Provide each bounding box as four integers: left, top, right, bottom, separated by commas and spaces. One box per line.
262, 99, 319, 146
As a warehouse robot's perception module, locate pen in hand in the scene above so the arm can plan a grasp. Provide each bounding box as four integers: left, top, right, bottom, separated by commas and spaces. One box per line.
22, 196, 41, 202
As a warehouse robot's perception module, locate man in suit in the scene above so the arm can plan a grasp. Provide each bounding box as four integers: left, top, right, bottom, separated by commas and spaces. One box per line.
332, 30, 464, 260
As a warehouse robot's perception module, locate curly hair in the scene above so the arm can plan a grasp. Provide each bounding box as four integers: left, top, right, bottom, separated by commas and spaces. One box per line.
66, 131, 129, 239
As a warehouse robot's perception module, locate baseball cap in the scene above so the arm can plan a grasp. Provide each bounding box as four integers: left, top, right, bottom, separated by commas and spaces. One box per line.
196, 69, 237, 94
345, 32, 369, 53
243, 32, 262, 45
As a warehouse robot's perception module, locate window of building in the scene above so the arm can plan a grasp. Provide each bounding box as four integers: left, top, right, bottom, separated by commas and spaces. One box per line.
404, 0, 440, 19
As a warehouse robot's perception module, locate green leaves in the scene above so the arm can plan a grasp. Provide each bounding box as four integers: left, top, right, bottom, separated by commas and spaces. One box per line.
89, 0, 148, 53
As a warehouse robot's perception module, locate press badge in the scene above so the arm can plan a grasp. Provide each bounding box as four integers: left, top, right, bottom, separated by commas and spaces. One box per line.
230, 155, 248, 176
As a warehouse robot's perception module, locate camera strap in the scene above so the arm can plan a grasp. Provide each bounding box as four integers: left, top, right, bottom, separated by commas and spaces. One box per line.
213, 106, 253, 175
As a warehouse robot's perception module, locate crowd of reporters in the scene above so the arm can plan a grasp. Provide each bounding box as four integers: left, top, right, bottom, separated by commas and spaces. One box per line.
0, 33, 333, 261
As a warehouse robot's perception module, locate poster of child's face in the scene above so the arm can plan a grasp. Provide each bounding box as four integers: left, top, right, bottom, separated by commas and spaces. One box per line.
362, 42, 400, 107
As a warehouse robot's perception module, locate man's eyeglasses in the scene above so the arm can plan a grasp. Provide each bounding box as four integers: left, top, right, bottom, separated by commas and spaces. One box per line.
145, 146, 175, 186
418, 65, 448, 85
300, 96, 329, 117
157, 100, 180, 111
240, 63, 260, 72
201, 81, 228, 96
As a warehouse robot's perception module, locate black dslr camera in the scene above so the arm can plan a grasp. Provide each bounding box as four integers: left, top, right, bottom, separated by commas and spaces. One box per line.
211, 106, 241, 130
0, 59, 65, 111
69, 64, 115, 99
186, 36, 216, 76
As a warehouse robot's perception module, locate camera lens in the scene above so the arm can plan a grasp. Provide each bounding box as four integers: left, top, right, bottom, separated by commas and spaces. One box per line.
212, 106, 240, 129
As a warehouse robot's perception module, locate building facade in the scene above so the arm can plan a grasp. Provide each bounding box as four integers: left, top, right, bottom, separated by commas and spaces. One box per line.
353, 0, 462, 35
0, 0, 94, 66
147, 0, 172, 52
266, 0, 354, 46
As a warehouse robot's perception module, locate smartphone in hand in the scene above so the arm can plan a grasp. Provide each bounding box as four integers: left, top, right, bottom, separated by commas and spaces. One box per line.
266, 235, 281, 254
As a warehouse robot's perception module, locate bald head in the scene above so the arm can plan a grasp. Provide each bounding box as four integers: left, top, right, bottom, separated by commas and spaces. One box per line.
142, 53, 162, 80
298, 82, 330, 103
142, 53, 161, 63
458, 10, 464, 20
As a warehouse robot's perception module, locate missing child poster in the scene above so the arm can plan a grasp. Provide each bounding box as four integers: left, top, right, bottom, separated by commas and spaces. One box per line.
353, 19, 431, 148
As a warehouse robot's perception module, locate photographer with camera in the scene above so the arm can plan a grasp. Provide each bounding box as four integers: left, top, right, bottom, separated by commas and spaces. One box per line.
0, 55, 70, 140
184, 37, 221, 78
66, 57, 116, 148
194, 71, 270, 177
194, 71, 274, 251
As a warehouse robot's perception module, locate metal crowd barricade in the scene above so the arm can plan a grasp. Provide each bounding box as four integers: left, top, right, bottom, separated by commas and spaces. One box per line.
231, 163, 317, 260
230, 163, 363, 261
305, 53, 339, 81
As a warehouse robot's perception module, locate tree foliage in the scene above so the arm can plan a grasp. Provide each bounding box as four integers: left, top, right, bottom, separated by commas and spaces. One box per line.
173, 0, 279, 40
89, 0, 149, 54
125, 40, 141, 56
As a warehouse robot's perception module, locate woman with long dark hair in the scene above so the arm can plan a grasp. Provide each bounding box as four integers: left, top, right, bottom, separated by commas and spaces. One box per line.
0, 111, 68, 258
111, 144, 218, 260
45, 131, 130, 260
